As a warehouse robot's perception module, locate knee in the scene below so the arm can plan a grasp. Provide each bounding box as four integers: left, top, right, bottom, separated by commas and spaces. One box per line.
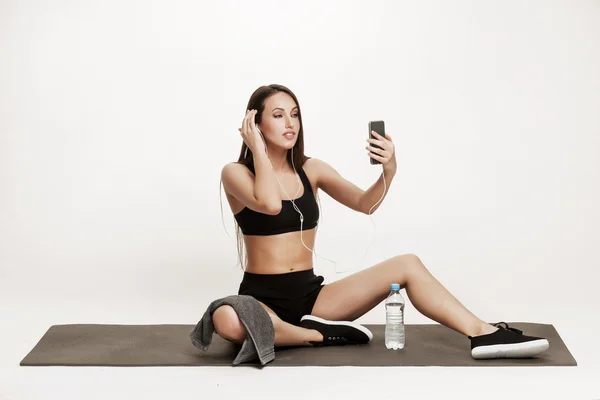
260, 304, 283, 329
212, 305, 246, 344
394, 253, 424, 272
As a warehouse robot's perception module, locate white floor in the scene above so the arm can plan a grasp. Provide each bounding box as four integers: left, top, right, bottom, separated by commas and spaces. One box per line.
2, 296, 599, 400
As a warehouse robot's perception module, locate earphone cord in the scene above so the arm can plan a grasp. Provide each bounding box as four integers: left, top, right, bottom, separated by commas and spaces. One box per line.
357, 168, 387, 269
268, 147, 340, 271
227, 140, 387, 274
276, 148, 387, 274
245, 140, 312, 255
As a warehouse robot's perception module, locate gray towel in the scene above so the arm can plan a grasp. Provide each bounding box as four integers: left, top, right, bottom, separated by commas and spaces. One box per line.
189, 294, 275, 365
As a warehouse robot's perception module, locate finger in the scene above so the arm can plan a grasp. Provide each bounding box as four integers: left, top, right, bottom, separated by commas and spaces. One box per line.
371, 130, 387, 140
248, 109, 257, 132
244, 110, 251, 136
241, 112, 248, 134
373, 131, 392, 144
366, 145, 385, 156
250, 111, 259, 132
244, 108, 254, 121
367, 138, 386, 149
368, 151, 384, 162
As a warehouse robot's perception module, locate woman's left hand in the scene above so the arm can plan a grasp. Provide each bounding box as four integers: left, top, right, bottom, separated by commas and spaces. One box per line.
366, 131, 397, 171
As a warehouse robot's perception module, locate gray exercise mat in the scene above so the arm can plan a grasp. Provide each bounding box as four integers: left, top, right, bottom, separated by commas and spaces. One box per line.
20, 322, 576, 367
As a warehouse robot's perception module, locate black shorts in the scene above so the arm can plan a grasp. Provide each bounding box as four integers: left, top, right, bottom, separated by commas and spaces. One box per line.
237, 268, 326, 326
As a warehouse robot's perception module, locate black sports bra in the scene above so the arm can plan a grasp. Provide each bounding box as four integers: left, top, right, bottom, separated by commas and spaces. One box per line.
233, 162, 320, 236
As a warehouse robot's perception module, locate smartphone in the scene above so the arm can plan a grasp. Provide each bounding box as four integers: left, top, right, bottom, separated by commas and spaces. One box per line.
368, 120, 386, 165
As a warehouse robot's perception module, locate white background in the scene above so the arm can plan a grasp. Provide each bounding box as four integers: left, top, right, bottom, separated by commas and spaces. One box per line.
1, 0, 599, 399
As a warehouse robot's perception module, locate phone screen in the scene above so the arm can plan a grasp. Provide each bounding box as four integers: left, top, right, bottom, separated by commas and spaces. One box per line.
369, 120, 385, 165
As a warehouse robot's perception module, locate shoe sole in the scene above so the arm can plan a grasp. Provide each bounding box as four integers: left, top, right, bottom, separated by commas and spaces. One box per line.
472, 338, 550, 359
300, 315, 374, 341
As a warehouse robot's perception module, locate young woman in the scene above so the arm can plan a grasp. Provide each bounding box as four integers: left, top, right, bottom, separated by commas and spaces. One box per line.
216, 84, 549, 359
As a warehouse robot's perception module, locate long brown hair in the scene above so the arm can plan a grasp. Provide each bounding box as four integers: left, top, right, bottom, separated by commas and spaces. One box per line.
222, 84, 312, 270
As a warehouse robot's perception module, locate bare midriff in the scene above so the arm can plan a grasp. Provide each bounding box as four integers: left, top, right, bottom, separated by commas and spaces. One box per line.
243, 228, 317, 274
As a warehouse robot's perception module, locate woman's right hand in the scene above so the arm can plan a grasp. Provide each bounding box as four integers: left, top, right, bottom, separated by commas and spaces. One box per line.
238, 109, 266, 155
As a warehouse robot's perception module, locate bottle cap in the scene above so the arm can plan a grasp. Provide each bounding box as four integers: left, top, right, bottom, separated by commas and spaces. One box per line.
390, 283, 400, 290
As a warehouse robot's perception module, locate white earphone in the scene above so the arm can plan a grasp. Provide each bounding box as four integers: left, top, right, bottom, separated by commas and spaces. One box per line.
225, 125, 387, 275
273, 146, 387, 275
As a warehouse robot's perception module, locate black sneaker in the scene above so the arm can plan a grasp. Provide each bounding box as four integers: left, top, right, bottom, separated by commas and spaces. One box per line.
299, 315, 373, 346
469, 322, 550, 359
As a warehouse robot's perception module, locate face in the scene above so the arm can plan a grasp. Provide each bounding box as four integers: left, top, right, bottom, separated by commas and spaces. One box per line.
257, 92, 300, 150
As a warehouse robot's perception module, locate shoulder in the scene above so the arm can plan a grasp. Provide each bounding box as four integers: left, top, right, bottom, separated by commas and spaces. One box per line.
303, 157, 334, 187
221, 162, 253, 186
304, 157, 334, 172
222, 162, 251, 176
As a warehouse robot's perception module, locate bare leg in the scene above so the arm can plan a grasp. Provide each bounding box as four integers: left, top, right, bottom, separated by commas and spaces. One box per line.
212, 303, 323, 347
311, 253, 498, 337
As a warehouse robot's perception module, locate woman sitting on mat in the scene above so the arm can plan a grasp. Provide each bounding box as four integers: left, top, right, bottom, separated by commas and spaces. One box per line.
215, 84, 549, 359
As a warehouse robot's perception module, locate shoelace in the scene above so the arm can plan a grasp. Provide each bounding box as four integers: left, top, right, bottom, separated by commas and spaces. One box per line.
325, 336, 348, 344
492, 322, 523, 335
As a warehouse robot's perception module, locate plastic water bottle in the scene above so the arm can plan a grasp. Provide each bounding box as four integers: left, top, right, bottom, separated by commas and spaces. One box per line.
385, 283, 405, 350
